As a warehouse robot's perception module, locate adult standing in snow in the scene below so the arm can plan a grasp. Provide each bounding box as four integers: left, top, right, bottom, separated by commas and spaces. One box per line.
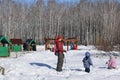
82, 52, 93, 73
106, 55, 116, 69
54, 35, 65, 72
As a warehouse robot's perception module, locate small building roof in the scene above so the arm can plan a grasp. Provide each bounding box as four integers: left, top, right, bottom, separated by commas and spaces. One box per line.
26, 39, 36, 44
0, 35, 12, 45
10, 39, 23, 44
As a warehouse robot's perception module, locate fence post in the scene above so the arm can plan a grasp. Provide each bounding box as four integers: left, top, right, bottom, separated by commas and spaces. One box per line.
0, 66, 5, 75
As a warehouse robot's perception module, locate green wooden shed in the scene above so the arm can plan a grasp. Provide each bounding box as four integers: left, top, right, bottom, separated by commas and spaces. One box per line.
0, 35, 12, 57
10, 39, 23, 52
24, 39, 36, 51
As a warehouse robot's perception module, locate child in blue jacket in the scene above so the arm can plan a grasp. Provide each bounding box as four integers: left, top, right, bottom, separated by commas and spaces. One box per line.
82, 52, 93, 73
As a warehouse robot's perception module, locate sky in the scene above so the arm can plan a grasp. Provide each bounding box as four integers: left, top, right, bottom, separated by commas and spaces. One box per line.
57, 0, 80, 3
0, 45, 120, 80
17, 0, 80, 4
15, 0, 120, 4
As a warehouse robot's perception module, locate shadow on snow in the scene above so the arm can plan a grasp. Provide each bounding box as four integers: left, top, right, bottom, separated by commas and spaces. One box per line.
30, 62, 55, 70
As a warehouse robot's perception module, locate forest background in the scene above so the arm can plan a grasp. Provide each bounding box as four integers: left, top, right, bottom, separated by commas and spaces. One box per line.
0, 0, 120, 51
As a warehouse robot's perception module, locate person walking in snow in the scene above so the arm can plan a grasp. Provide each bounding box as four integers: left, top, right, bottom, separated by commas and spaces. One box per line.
106, 55, 116, 69
82, 52, 93, 73
54, 35, 65, 72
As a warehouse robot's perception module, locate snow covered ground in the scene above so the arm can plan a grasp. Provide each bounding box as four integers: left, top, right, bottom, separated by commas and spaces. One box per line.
0, 45, 120, 80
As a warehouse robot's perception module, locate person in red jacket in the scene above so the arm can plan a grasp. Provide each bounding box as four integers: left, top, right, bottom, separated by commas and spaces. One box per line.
55, 35, 65, 72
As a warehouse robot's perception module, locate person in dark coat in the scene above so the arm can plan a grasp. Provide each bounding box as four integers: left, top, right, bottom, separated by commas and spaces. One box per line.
23, 43, 27, 51
82, 52, 93, 73
54, 35, 65, 72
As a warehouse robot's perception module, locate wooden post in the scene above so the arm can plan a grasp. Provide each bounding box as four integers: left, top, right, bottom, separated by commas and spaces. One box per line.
16, 52, 18, 58
0, 66, 5, 75
67, 42, 69, 51
44, 38, 49, 50
45, 43, 47, 50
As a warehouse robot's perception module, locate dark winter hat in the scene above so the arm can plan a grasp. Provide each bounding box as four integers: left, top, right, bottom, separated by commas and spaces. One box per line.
85, 52, 90, 57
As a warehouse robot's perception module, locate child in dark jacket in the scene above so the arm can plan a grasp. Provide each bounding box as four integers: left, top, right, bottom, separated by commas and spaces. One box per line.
82, 52, 93, 73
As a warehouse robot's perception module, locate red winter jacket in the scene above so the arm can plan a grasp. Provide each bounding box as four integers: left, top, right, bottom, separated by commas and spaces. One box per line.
55, 36, 64, 54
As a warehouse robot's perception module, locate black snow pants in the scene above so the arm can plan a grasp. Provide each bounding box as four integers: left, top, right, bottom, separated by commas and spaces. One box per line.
56, 53, 64, 72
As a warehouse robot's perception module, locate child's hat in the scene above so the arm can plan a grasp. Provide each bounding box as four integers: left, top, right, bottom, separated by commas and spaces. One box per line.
85, 52, 90, 57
